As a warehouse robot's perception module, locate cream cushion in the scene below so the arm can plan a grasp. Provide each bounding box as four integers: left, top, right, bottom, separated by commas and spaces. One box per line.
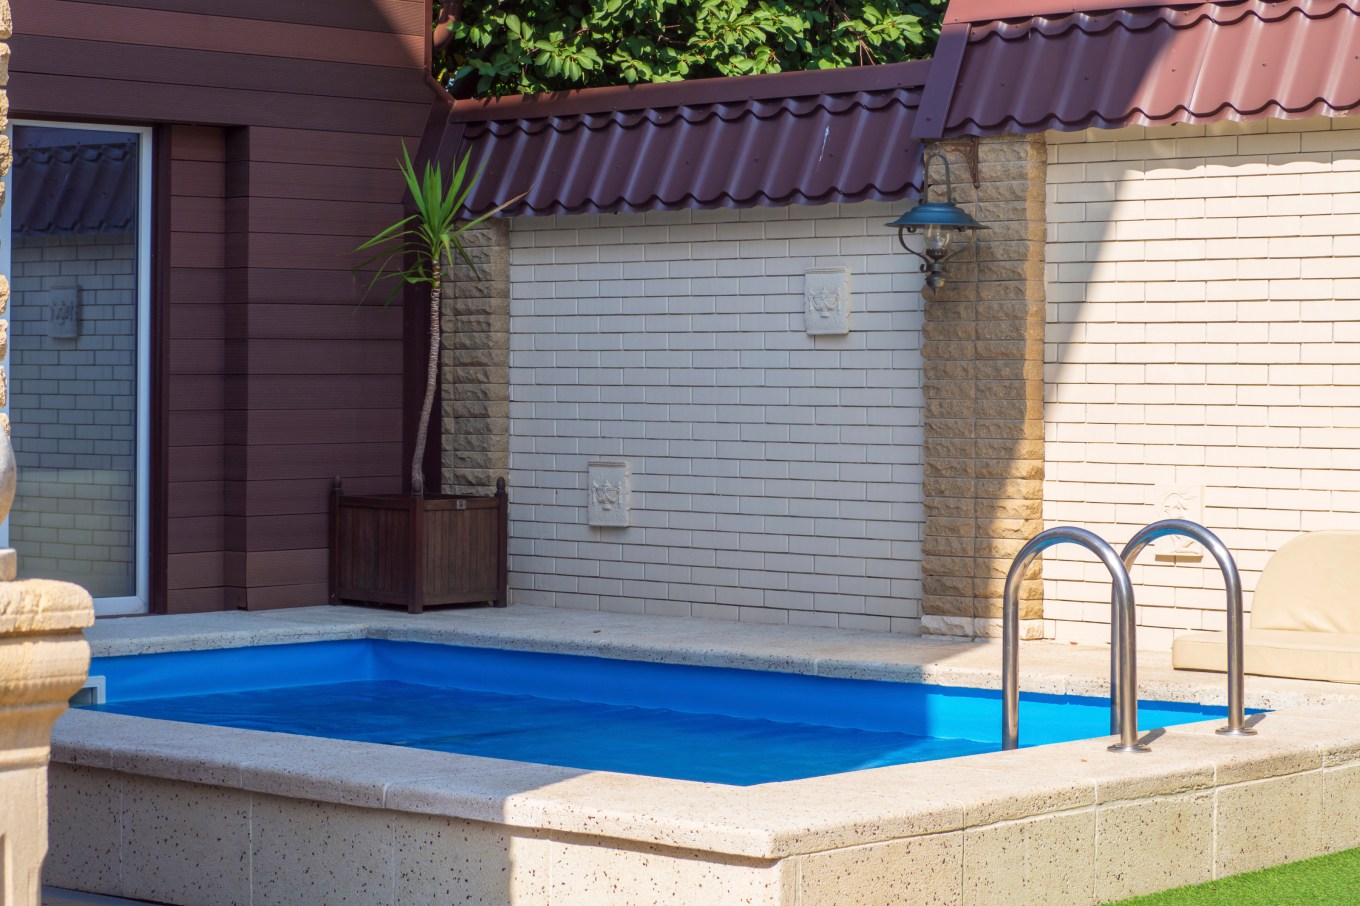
1172, 531, 1360, 683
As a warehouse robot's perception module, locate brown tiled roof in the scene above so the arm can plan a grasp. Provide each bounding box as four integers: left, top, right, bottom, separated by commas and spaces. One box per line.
12, 140, 138, 237
916, 0, 1360, 138
432, 61, 931, 216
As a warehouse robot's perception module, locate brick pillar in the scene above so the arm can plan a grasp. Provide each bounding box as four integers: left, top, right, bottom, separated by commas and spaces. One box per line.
920, 134, 1047, 639
441, 219, 510, 496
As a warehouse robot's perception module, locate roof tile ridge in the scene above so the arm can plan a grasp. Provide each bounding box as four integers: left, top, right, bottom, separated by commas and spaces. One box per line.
967, 0, 1356, 42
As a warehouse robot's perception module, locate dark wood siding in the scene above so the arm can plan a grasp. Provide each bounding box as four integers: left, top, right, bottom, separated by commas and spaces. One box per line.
13, 1, 435, 612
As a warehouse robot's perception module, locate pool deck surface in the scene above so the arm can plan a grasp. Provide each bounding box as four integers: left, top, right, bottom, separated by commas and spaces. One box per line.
47, 605, 1360, 904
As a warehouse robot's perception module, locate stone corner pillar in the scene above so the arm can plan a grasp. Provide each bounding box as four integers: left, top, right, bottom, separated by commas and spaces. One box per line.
441, 219, 510, 497
0, 580, 94, 906
920, 133, 1048, 640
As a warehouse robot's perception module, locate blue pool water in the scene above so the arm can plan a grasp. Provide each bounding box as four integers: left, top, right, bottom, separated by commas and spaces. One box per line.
84, 640, 1244, 786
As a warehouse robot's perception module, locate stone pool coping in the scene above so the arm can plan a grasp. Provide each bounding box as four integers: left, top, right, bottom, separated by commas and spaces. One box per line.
47, 604, 1360, 897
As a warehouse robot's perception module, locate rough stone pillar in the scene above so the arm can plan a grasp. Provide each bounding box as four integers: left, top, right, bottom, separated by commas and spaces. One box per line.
440, 219, 510, 496
0, 581, 93, 905
920, 134, 1047, 639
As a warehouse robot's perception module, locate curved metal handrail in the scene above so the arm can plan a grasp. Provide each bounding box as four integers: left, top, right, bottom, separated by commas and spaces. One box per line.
1119, 519, 1253, 736
1003, 527, 1146, 753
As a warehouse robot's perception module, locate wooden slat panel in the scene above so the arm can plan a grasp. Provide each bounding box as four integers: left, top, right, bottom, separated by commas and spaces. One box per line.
247, 128, 414, 169
18, 36, 432, 103
76, 0, 426, 36
244, 582, 329, 610
168, 516, 227, 553
232, 162, 408, 204
170, 160, 226, 198
168, 481, 225, 518
231, 340, 403, 375
246, 548, 328, 586
168, 552, 225, 588
242, 375, 403, 410
170, 231, 226, 269
241, 305, 402, 340
168, 375, 228, 411
12, 73, 430, 135
242, 197, 405, 237
165, 587, 228, 612
168, 269, 228, 304
234, 476, 398, 517
245, 409, 404, 446
170, 125, 226, 162
18, 1, 425, 68
227, 443, 401, 481
237, 515, 329, 552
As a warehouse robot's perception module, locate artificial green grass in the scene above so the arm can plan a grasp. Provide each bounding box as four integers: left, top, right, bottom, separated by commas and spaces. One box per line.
1117, 846, 1360, 904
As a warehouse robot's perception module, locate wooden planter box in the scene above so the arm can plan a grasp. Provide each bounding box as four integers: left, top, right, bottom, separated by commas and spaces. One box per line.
330, 478, 508, 613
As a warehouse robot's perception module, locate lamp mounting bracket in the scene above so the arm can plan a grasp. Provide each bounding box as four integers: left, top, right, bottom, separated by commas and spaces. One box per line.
927, 137, 980, 190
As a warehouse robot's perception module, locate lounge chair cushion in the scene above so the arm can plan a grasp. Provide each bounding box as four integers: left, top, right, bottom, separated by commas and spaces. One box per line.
1173, 628, 1360, 684
1172, 532, 1360, 683
1248, 531, 1360, 634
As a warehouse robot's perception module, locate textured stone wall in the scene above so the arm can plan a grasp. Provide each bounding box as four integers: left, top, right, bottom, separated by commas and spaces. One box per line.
919, 134, 1048, 639
440, 219, 510, 496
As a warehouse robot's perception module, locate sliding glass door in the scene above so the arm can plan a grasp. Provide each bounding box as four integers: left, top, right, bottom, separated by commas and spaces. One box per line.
1, 121, 152, 614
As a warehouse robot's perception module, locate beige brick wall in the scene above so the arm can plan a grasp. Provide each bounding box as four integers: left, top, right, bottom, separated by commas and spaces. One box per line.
1044, 117, 1360, 648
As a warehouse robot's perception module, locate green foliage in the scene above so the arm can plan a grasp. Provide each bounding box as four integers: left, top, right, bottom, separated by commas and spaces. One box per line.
436, 0, 948, 98
352, 146, 500, 303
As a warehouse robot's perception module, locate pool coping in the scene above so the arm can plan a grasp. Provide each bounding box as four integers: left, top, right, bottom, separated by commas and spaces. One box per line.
52, 605, 1360, 861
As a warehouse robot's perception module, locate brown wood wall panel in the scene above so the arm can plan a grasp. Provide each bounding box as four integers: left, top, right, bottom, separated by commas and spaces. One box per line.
239, 477, 398, 517
242, 375, 405, 410
21, 2, 425, 68
167, 552, 226, 589
15, 0, 432, 612
166, 587, 228, 612
227, 443, 403, 481
20, 37, 432, 104
14, 74, 430, 136
242, 305, 403, 341
245, 582, 330, 610
77, 0, 427, 36
247, 128, 414, 169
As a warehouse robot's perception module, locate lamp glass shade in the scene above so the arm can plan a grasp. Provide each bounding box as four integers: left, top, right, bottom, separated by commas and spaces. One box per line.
923, 224, 953, 256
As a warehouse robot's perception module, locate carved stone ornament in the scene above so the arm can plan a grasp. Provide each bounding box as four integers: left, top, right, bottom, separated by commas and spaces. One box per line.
587, 460, 631, 528
1150, 484, 1205, 561
803, 267, 852, 335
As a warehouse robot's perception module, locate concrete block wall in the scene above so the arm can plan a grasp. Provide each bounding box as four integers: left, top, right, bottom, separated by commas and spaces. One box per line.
10, 232, 138, 598
1044, 117, 1360, 647
506, 203, 927, 631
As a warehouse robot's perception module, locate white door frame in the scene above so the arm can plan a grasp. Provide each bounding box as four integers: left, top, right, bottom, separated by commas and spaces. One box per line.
1, 120, 153, 616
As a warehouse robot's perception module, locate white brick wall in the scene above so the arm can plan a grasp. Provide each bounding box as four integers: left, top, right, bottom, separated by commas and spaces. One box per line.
507, 202, 927, 631
1045, 117, 1360, 648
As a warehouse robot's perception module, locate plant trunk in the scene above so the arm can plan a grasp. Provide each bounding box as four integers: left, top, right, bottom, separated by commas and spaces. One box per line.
411, 261, 441, 497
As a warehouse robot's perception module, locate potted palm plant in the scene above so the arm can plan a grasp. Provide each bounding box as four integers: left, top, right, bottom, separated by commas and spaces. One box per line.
330, 146, 519, 613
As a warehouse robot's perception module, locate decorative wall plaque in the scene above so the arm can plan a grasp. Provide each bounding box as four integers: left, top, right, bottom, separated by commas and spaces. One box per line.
48, 287, 79, 339
588, 460, 631, 528
1150, 484, 1205, 561
803, 267, 852, 335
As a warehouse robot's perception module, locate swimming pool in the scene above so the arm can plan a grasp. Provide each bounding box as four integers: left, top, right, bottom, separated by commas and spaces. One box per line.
84, 639, 1241, 785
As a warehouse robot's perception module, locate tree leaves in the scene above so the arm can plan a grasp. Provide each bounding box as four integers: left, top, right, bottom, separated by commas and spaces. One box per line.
434, 0, 947, 97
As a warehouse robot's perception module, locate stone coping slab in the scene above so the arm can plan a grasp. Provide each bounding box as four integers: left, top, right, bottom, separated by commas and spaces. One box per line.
53, 605, 1360, 860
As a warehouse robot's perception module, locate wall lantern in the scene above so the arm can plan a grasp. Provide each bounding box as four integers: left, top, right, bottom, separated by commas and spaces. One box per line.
886, 151, 987, 291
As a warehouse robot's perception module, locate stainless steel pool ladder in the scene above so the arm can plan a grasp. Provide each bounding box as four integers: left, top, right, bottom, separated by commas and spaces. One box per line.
1117, 519, 1253, 737
1002, 527, 1145, 753
1002, 520, 1253, 753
